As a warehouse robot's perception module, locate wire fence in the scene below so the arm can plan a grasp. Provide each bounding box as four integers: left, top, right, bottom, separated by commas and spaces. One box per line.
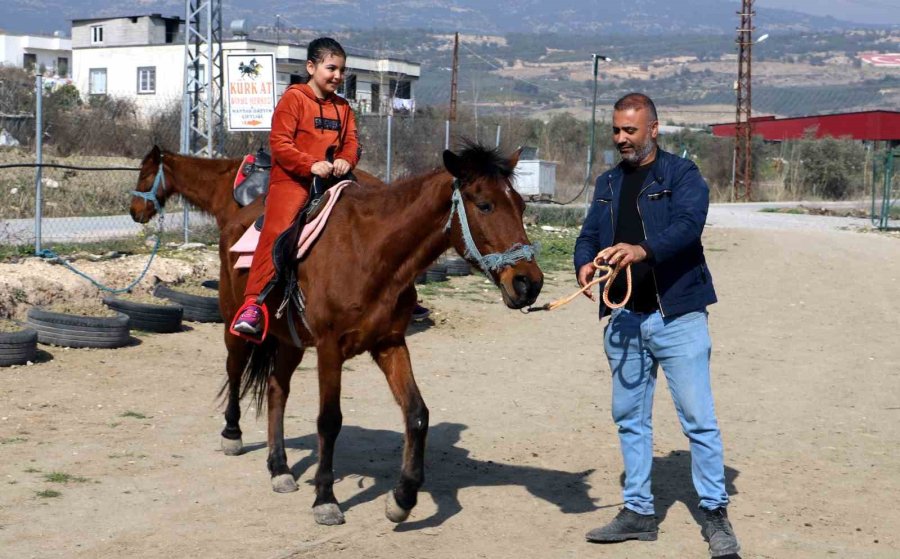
1, 65, 892, 256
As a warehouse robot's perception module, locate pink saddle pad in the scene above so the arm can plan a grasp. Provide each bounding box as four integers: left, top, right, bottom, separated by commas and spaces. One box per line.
230, 180, 353, 269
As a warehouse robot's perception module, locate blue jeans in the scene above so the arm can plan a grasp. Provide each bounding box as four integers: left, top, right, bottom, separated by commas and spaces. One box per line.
604, 308, 729, 515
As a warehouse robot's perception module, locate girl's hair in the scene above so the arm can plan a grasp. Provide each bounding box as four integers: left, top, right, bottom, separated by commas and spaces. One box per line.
307, 37, 346, 64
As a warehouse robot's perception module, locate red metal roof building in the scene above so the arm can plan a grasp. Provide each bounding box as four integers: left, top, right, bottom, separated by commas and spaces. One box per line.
710, 110, 900, 142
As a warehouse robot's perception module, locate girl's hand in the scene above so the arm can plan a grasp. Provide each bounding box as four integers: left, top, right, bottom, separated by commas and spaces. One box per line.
332, 158, 351, 177
311, 161, 333, 178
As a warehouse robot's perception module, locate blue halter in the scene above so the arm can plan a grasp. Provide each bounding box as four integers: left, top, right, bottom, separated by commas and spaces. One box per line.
443, 178, 536, 281
131, 157, 167, 215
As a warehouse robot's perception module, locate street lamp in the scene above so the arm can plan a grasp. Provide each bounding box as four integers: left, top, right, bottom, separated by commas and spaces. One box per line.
584, 54, 613, 213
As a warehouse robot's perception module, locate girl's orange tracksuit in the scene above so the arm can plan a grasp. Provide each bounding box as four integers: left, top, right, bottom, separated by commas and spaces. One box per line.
243, 83, 359, 302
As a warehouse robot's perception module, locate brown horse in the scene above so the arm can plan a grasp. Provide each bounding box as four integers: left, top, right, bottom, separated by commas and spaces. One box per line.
129, 144, 544, 525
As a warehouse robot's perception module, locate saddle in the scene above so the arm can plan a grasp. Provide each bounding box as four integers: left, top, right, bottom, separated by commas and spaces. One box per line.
233, 147, 272, 207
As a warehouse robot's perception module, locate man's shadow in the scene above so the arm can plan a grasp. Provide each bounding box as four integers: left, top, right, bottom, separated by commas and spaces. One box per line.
245, 422, 599, 530
618, 450, 739, 525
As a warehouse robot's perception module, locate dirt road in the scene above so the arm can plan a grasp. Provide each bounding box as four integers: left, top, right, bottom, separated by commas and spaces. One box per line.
1, 225, 899, 559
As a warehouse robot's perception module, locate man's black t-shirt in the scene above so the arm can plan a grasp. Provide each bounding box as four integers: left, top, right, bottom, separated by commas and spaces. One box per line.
608, 161, 659, 312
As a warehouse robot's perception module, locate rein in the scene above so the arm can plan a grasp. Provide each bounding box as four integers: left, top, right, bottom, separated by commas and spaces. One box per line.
526, 254, 632, 312
443, 178, 536, 282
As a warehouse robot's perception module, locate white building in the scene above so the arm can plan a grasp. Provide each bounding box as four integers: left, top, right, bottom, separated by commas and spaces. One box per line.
0, 32, 72, 77
70, 14, 420, 118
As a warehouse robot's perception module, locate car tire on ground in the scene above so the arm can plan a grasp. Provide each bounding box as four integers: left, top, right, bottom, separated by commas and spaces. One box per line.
102, 296, 183, 333
426, 263, 448, 283
26, 307, 131, 349
153, 283, 223, 323
446, 257, 472, 276
201, 279, 219, 291
0, 326, 38, 366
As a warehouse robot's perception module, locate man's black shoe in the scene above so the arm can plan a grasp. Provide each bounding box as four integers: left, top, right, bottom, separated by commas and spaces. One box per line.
585, 507, 658, 543
412, 303, 431, 321
702, 507, 741, 557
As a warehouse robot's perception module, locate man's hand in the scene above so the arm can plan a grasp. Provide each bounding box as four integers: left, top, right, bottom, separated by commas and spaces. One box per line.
597, 243, 647, 268
577, 262, 598, 301
311, 161, 334, 178
332, 158, 351, 177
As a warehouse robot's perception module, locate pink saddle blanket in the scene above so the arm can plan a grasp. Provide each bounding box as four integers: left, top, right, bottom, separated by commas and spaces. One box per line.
230, 180, 353, 269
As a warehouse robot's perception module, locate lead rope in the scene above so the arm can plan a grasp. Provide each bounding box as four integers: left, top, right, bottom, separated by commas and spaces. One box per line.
527, 255, 632, 312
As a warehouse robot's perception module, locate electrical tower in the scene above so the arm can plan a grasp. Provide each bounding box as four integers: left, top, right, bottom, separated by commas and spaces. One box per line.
182, 0, 224, 159
734, 0, 754, 200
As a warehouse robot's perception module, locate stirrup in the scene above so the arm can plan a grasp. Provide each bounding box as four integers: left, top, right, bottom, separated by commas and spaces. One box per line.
229, 300, 270, 344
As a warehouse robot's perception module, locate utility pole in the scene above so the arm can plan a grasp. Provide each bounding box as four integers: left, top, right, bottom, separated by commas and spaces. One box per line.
449, 32, 459, 122
583, 54, 612, 214
734, 0, 754, 200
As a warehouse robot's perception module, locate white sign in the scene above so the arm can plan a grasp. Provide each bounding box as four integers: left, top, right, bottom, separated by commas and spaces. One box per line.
225, 53, 276, 131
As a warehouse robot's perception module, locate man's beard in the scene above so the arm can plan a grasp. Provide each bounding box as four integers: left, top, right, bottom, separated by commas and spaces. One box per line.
620, 140, 656, 166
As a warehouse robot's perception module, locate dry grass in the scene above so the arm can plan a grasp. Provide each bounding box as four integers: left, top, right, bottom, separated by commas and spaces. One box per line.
43, 300, 123, 318
0, 149, 187, 219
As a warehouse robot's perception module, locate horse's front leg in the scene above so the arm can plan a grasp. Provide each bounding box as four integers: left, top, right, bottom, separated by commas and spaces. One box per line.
312, 342, 346, 525
371, 339, 429, 523
267, 345, 304, 493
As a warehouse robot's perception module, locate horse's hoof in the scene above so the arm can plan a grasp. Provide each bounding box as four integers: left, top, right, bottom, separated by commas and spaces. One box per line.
271, 474, 298, 493
384, 490, 411, 523
313, 503, 345, 525
221, 437, 243, 456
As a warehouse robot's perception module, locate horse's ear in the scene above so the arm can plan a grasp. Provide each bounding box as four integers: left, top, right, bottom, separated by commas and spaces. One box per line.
443, 150, 463, 179
150, 145, 161, 165
508, 146, 524, 169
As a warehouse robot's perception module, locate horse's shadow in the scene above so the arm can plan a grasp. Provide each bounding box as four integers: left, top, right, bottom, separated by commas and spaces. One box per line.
245, 422, 599, 530
619, 450, 741, 527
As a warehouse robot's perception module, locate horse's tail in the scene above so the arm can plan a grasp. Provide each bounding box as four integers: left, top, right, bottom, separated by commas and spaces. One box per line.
238, 337, 279, 417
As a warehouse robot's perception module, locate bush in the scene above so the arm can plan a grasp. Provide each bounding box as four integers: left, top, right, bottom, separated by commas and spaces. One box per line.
784, 136, 865, 199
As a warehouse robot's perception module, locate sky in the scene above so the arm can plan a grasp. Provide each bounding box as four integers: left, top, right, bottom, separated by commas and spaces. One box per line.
756, 0, 900, 25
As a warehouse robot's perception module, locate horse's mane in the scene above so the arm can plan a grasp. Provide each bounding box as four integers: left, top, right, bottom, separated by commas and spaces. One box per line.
454, 141, 516, 180
340, 141, 515, 212
160, 149, 243, 168
340, 168, 445, 211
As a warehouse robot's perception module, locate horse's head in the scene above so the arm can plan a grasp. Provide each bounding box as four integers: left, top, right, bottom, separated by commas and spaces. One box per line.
443, 143, 543, 309
129, 145, 169, 223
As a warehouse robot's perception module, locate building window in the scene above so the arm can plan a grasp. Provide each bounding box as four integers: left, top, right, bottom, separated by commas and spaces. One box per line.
137, 67, 156, 94
57, 57, 68, 77
339, 74, 357, 100
89, 68, 107, 95
371, 83, 380, 113
389, 79, 411, 99
91, 25, 104, 45
165, 19, 179, 44
23, 53, 37, 71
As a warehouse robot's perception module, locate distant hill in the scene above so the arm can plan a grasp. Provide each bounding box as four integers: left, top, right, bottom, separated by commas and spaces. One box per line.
0, 0, 881, 37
